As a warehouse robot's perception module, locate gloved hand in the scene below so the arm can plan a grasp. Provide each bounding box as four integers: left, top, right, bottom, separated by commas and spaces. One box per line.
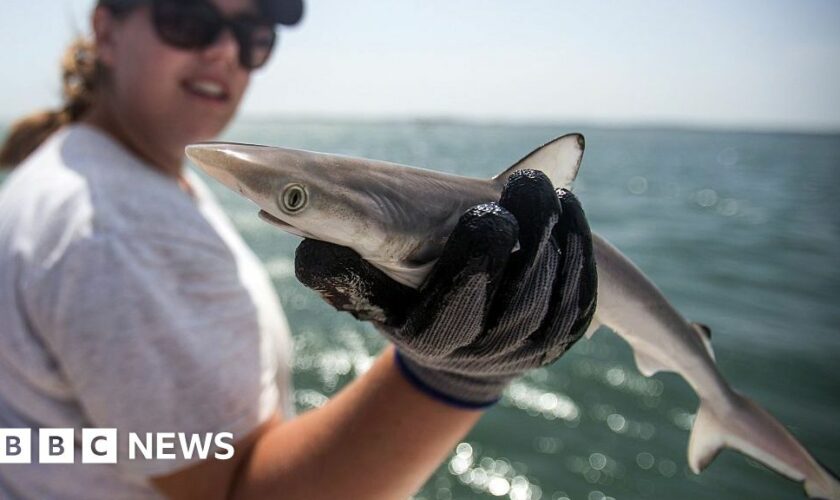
295, 169, 597, 408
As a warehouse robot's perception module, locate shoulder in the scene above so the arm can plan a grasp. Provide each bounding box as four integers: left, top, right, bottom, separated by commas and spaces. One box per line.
58, 124, 214, 239
5, 125, 229, 266
1, 127, 97, 266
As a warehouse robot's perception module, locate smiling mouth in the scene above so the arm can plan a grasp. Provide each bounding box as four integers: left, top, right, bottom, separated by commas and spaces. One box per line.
258, 210, 313, 239
182, 79, 230, 102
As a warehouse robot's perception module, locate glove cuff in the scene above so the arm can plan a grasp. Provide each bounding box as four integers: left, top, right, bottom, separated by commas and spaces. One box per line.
394, 350, 508, 409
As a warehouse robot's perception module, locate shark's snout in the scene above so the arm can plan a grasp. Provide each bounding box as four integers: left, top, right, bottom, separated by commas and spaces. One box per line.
185, 142, 280, 205
186, 143, 240, 192
185, 143, 225, 170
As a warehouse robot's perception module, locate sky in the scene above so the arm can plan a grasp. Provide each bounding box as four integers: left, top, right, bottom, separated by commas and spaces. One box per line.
1, 0, 839, 132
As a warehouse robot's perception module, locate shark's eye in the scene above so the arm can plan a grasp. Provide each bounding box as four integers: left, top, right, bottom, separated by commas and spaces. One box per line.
281, 184, 308, 214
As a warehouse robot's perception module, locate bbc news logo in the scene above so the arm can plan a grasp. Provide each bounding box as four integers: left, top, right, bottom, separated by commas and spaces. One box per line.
0, 429, 234, 464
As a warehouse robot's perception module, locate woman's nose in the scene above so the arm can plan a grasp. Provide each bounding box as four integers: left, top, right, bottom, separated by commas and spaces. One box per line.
201, 28, 240, 67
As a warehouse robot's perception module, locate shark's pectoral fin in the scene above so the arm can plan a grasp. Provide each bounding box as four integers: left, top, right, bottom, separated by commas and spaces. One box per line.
632, 349, 667, 377
369, 258, 436, 289
492, 134, 585, 190
583, 319, 601, 339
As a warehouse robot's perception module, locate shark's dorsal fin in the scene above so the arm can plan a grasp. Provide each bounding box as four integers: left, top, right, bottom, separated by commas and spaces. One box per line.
492, 133, 585, 190
691, 322, 715, 361
692, 322, 711, 339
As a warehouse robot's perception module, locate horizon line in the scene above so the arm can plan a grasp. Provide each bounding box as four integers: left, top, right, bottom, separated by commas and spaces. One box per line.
1, 114, 838, 138
230, 113, 840, 137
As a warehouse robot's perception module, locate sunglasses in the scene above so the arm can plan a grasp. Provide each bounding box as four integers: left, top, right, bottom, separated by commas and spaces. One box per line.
107, 0, 278, 69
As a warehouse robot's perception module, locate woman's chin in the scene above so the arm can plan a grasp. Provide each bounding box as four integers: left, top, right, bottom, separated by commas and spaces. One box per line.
180, 122, 228, 146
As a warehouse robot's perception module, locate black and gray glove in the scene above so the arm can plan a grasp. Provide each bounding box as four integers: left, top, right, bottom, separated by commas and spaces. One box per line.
295, 170, 597, 408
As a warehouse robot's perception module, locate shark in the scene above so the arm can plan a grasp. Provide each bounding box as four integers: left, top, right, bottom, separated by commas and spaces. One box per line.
185, 134, 840, 499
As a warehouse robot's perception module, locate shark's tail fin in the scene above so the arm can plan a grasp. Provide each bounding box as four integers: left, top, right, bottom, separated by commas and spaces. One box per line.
688, 392, 840, 499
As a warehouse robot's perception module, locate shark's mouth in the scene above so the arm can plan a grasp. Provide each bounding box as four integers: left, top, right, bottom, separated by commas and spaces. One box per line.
258, 210, 314, 239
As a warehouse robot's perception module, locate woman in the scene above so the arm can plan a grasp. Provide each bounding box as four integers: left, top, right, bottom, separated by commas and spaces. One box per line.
0, 0, 597, 498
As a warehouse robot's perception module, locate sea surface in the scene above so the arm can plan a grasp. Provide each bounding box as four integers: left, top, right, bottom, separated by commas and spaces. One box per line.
2, 121, 839, 499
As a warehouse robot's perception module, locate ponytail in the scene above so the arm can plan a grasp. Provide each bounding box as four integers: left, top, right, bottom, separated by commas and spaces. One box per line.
0, 37, 99, 168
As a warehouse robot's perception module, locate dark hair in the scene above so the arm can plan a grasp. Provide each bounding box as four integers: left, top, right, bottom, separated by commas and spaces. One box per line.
0, 37, 100, 168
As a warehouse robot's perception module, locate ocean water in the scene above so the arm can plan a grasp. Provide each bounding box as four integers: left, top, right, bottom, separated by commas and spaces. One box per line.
3, 121, 839, 499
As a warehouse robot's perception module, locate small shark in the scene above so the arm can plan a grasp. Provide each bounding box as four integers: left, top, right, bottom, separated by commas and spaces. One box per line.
186, 135, 839, 499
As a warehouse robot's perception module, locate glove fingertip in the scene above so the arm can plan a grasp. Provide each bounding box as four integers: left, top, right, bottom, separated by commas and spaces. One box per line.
500, 170, 561, 220
433, 203, 518, 281
294, 239, 365, 290
556, 189, 591, 236
457, 203, 519, 249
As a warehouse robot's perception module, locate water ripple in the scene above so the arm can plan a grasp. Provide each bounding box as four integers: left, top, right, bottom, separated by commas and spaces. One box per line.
447, 443, 543, 500
502, 382, 580, 423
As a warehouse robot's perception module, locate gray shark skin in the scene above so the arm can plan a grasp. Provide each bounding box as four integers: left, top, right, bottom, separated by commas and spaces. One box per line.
186, 135, 839, 499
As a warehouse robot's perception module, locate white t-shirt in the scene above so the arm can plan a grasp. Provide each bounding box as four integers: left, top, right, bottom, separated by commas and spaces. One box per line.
0, 124, 294, 499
